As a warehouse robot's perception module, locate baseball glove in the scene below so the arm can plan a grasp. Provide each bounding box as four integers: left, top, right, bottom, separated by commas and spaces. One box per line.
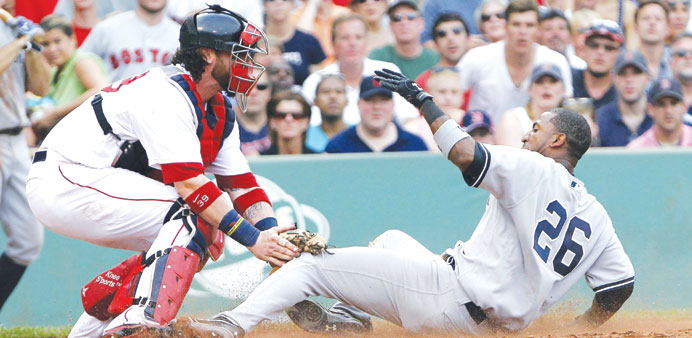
280, 230, 333, 256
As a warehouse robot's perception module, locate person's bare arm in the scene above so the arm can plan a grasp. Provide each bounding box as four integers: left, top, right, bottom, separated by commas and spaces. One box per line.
25, 47, 51, 96
574, 284, 634, 328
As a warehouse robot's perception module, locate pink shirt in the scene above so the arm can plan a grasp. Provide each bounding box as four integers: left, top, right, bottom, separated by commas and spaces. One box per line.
627, 124, 692, 148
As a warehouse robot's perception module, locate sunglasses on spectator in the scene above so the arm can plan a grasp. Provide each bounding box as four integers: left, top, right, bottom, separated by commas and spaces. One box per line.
255, 83, 270, 91
391, 12, 420, 22
667, 0, 691, 7
434, 27, 465, 39
481, 12, 505, 22
273, 111, 307, 119
673, 49, 692, 57
585, 40, 619, 52
352, 0, 383, 4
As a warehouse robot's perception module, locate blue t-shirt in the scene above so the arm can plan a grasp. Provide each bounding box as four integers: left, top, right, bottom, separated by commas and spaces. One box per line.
596, 101, 653, 147
325, 124, 428, 153
571, 68, 617, 111
238, 123, 271, 155
282, 30, 326, 85
305, 125, 330, 153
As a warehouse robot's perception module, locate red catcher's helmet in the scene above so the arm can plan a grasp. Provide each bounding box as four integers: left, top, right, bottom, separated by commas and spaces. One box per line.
179, 4, 269, 111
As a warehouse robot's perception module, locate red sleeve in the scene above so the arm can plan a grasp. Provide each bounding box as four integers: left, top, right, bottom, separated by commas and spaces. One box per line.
160, 162, 205, 184
215, 172, 259, 190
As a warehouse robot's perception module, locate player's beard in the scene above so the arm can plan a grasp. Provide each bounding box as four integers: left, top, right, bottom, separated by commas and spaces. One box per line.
211, 59, 231, 92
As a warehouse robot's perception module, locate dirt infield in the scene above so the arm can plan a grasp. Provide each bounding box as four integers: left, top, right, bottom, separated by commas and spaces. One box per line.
247, 310, 692, 338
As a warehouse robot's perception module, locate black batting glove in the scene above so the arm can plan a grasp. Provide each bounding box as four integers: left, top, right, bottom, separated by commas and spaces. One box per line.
374, 68, 433, 109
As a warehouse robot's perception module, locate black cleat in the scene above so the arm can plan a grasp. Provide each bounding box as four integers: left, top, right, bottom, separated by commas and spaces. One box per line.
286, 300, 373, 334
169, 315, 244, 338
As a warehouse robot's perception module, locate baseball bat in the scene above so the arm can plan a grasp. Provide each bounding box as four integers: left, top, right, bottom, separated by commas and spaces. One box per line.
0, 8, 43, 52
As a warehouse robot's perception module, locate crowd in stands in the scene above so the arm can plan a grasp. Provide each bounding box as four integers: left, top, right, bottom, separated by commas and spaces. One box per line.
6, 0, 692, 158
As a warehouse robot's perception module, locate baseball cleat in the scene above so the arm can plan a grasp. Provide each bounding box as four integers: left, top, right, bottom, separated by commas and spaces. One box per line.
286, 299, 373, 334
169, 315, 245, 338
102, 323, 175, 338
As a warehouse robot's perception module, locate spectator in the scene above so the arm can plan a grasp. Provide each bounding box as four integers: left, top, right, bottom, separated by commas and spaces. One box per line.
236, 74, 273, 156
32, 14, 108, 142
265, 57, 299, 94
635, 0, 672, 79
628, 77, 692, 146
291, 0, 351, 62
670, 32, 692, 117
405, 67, 466, 150
457, 0, 572, 123
538, 7, 587, 70
667, 0, 690, 45
79, 0, 179, 82
571, 20, 623, 110
0, 0, 49, 313
421, 0, 483, 46
348, 0, 393, 53
497, 63, 566, 147
71, 0, 98, 46
302, 14, 418, 127
476, 0, 507, 44
369, 0, 440, 79
325, 75, 427, 153
415, 13, 469, 90
262, 91, 315, 155
461, 109, 496, 144
597, 50, 654, 146
563, 97, 600, 146
569, 8, 601, 61
263, 0, 326, 85
306, 73, 348, 152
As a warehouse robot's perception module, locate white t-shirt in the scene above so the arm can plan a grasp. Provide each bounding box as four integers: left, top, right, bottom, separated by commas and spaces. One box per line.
79, 11, 180, 82
302, 58, 419, 126
41, 67, 250, 177
504, 106, 534, 134
457, 41, 573, 124
446, 144, 634, 331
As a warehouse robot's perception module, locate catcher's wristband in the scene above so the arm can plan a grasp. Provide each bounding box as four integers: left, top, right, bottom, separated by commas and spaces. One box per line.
434, 119, 470, 158
218, 210, 260, 247
255, 217, 278, 231
412, 91, 433, 109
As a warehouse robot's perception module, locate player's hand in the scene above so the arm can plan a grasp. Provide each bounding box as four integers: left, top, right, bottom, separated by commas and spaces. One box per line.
373, 68, 433, 108
248, 224, 299, 267
9, 16, 44, 40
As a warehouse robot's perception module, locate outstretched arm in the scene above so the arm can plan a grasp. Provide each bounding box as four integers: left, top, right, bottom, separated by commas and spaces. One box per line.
374, 68, 476, 171
574, 284, 634, 327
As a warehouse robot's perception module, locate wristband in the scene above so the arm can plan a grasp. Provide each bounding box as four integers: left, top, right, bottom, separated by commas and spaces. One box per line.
184, 181, 223, 214
255, 217, 278, 231
434, 119, 470, 158
218, 210, 260, 247
232, 188, 271, 215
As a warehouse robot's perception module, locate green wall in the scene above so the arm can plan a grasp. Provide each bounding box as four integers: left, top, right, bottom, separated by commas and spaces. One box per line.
1, 149, 690, 326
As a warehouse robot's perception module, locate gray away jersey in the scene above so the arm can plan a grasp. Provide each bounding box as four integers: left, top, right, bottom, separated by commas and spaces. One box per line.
446, 143, 634, 331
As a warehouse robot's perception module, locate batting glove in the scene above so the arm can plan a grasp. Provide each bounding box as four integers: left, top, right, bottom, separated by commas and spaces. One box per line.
9, 16, 44, 40
374, 68, 433, 109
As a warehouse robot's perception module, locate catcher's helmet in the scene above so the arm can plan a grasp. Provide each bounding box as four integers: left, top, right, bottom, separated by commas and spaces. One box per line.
179, 4, 269, 111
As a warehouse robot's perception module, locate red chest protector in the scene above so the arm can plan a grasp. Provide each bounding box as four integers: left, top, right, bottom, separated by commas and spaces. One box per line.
170, 73, 235, 168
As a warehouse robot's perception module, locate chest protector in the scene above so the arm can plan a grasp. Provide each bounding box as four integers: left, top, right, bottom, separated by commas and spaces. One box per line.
109, 72, 235, 175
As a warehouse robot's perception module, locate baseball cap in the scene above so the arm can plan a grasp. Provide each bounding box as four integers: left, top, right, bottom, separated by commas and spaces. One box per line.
387, 0, 419, 15
648, 77, 684, 103
583, 20, 624, 44
360, 75, 393, 100
462, 109, 492, 133
613, 50, 648, 74
530, 63, 564, 83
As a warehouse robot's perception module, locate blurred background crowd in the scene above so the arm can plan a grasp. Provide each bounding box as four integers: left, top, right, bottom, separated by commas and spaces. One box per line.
5, 0, 692, 158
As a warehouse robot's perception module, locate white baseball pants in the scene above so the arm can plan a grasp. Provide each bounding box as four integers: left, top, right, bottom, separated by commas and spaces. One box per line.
221, 230, 485, 335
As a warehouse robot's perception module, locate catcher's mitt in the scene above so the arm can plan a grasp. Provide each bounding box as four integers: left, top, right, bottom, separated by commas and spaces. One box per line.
280, 230, 333, 256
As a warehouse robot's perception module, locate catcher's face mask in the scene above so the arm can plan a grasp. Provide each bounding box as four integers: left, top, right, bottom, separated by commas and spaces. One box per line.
227, 22, 269, 112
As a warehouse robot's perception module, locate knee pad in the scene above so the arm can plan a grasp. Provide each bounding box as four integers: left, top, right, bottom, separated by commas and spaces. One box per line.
81, 253, 143, 321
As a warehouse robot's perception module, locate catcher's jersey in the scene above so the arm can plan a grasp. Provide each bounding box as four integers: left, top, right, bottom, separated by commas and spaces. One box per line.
446, 144, 634, 331
40, 66, 250, 177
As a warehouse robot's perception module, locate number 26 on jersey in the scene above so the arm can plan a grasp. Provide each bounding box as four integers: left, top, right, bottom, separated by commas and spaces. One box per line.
533, 200, 592, 277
